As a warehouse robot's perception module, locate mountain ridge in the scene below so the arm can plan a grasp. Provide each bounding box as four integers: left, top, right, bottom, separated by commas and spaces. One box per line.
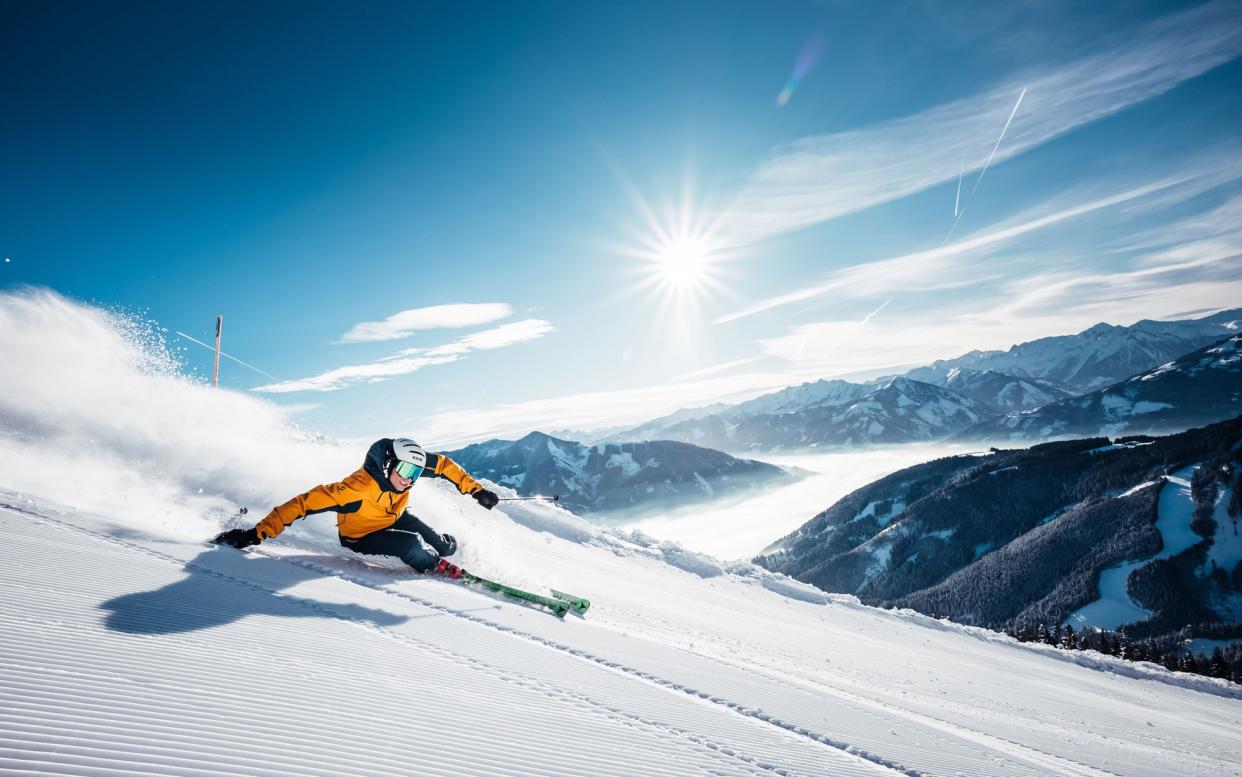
445, 431, 791, 514
755, 416, 1242, 645
596, 309, 1241, 451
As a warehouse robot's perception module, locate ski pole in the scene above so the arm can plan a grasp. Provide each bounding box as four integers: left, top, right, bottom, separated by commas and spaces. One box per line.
497, 494, 560, 503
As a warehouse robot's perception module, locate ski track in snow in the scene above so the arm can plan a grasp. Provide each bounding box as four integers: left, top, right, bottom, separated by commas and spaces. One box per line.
4, 500, 1242, 777
0, 504, 897, 777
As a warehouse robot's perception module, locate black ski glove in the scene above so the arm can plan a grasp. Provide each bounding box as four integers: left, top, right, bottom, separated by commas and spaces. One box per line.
473, 489, 499, 510
436, 533, 458, 556
213, 527, 260, 549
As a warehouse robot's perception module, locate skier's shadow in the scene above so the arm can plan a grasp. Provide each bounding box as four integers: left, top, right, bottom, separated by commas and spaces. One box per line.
101, 548, 409, 635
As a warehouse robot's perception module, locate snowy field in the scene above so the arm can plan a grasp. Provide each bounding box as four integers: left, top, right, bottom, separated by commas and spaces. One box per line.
3, 290, 1242, 776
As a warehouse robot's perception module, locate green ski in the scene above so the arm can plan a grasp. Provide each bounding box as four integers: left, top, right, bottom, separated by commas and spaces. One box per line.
430, 560, 583, 618
550, 589, 591, 615
461, 571, 571, 618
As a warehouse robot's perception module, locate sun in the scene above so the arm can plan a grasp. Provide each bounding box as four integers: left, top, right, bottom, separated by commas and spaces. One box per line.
656, 237, 711, 289
602, 175, 744, 330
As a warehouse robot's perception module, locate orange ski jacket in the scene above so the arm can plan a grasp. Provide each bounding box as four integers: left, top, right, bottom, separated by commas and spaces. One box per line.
254, 438, 484, 541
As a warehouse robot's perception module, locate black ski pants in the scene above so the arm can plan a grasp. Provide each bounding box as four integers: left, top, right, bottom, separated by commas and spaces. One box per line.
340, 513, 448, 573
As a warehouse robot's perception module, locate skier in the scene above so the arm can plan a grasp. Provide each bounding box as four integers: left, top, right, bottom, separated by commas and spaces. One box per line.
213, 438, 499, 576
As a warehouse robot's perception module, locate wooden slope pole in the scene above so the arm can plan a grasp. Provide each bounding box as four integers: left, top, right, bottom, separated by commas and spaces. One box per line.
213, 315, 222, 387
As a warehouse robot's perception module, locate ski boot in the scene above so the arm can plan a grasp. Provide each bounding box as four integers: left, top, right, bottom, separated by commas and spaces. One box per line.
430, 558, 463, 579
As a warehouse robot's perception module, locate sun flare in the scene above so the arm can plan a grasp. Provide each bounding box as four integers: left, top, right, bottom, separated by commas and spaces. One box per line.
656, 238, 711, 289
605, 177, 744, 329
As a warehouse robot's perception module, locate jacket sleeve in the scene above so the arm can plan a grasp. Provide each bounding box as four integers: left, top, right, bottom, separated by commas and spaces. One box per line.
425, 453, 484, 496
254, 477, 366, 541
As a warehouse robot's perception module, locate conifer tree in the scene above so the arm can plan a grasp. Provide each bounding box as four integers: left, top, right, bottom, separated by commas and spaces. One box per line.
1209, 648, 1229, 679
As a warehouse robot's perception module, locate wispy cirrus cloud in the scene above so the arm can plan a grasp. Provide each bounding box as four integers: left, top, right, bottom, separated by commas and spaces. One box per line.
989, 194, 1242, 321
758, 191, 1242, 377
339, 303, 513, 343
717, 0, 1242, 248
253, 319, 555, 394
388, 319, 558, 360
715, 174, 1200, 325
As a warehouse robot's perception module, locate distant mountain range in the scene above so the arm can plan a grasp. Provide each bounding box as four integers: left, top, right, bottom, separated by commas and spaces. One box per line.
904, 309, 1241, 393
444, 432, 791, 514
959, 335, 1242, 440
609, 378, 985, 452
601, 309, 1242, 452
754, 416, 1242, 643
474, 312, 1241, 520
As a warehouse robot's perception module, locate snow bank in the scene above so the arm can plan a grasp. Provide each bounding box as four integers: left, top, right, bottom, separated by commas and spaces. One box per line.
654, 540, 725, 577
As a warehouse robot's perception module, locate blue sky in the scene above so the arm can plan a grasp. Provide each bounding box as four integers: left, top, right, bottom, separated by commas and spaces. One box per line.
4, 0, 1241, 446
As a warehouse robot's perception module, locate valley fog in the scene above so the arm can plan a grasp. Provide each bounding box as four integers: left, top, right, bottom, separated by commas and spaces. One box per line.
623, 443, 986, 560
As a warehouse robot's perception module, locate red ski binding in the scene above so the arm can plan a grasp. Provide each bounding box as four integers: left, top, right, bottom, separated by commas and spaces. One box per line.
431, 559, 463, 579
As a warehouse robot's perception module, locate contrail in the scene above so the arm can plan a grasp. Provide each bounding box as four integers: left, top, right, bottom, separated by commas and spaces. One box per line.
860, 297, 893, 325
940, 85, 1027, 246
954, 155, 964, 218
175, 331, 282, 383
793, 297, 892, 360
969, 85, 1027, 199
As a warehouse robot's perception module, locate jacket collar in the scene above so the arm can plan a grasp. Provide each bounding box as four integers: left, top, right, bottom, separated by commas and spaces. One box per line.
364, 438, 399, 492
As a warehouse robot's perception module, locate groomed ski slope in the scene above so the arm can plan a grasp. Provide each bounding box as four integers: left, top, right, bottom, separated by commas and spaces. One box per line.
2, 290, 1241, 776
4, 487, 1242, 777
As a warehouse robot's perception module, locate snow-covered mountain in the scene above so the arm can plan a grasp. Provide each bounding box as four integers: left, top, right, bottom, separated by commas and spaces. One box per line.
910, 366, 1074, 415
757, 416, 1242, 646
905, 308, 1241, 394
613, 378, 985, 453
961, 335, 1242, 440
719, 378, 871, 419
4, 289, 1241, 777
445, 431, 790, 514
601, 402, 734, 445
605, 380, 869, 444
607, 311, 1240, 452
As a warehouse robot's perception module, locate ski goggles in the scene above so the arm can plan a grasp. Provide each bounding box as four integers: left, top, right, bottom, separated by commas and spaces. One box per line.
394, 460, 424, 480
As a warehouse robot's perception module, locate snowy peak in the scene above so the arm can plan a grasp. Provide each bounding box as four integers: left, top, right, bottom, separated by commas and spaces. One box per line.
602, 403, 734, 445
911, 308, 1242, 394
607, 310, 1239, 453
831, 377, 986, 444
916, 366, 1074, 415
604, 380, 869, 444
722, 378, 870, 418
613, 377, 985, 453
961, 335, 1242, 440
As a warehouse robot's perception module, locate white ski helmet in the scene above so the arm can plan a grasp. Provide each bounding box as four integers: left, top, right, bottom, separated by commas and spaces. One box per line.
391, 438, 427, 478
392, 438, 427, 465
